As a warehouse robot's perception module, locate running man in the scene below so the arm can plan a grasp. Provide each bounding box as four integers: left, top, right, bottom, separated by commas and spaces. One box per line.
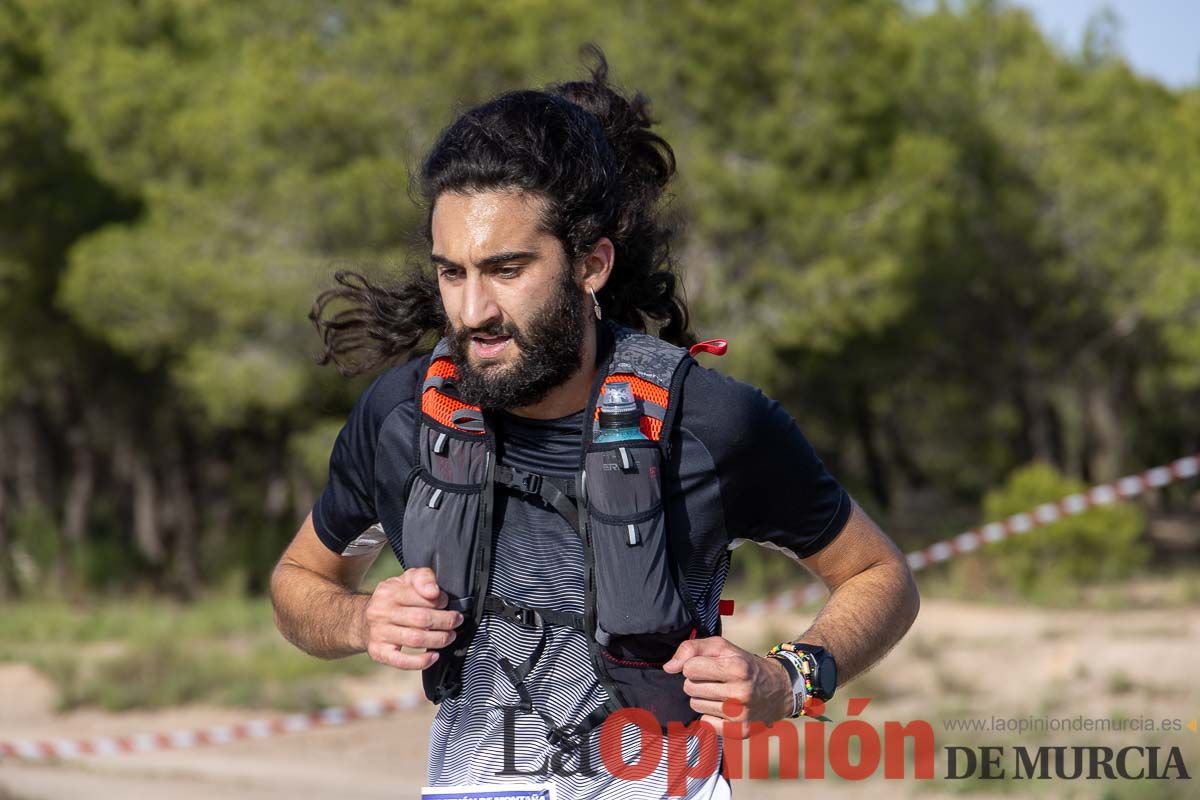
271, 47, 919, 799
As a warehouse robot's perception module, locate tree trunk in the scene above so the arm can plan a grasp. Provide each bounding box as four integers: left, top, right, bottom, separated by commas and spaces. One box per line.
1014, 371, 1061, 467
0, 425, 14, 599
882, 412, 929, 490
12, 401, 46, 512
166, 437, 201, 599
265, 471, 290, 519
1086, 377, 1124, 483
291, 468, 315, 527
130, 447, 165, 566
59, 424, 95, 592
203, 456, 234, 550
852, 383, 890, 509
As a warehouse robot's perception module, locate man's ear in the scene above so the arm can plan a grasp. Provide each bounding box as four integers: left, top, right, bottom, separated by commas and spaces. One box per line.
580, 237, 615, 294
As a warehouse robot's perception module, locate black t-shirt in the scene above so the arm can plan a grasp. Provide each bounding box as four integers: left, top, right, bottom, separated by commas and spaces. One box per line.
311, 330, 851, 796
314, 347, 851, 566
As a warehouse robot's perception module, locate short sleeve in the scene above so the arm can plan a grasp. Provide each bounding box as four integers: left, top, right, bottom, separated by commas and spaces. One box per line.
311, 358, 423, 556
681, 366, 851, 560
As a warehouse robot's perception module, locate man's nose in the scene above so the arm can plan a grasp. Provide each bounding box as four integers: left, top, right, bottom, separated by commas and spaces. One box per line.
460, 272, 502, 331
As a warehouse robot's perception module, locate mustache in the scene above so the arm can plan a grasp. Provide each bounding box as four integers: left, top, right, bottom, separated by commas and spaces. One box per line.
450, 320, 525, 348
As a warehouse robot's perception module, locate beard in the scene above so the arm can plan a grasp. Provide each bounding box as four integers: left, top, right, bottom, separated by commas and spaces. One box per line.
446, 265, 587, 410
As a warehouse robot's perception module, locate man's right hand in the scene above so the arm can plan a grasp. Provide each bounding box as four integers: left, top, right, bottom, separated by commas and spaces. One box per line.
361, 567, 465, 670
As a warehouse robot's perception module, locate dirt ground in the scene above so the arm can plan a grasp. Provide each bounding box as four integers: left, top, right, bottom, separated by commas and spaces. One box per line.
2, 596, 1198, 799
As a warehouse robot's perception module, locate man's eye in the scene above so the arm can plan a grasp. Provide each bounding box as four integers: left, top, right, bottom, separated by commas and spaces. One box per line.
496, 266, 522, 279
438, 268, 461, 280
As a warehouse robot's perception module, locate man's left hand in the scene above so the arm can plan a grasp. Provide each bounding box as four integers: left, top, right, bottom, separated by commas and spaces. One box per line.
662, 636, 794, 736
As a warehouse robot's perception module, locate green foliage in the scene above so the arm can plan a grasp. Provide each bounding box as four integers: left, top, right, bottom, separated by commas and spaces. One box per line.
29, 636, 372, 712
289, 418, 346, 487
1, 593, 375, 711
9, 502, 60, 590
0, 0, 1197, 599
981, 462, 1147, 600
0, 593, 274, 646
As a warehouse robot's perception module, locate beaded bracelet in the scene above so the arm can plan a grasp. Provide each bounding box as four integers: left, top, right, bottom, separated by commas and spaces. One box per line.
767, 642, 822, 718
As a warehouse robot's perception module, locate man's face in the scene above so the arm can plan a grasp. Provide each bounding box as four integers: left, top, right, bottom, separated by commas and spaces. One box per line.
431, 190, 588, 410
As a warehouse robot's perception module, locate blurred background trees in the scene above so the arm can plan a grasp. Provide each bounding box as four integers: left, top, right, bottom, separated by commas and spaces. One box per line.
0, 0, 1196, 600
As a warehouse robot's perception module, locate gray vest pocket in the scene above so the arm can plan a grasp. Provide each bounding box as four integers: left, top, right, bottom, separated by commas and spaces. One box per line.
402, 421, 489, 604
422, 426, 488, 484
402, 474, 481, 603
586, 444, 692, 637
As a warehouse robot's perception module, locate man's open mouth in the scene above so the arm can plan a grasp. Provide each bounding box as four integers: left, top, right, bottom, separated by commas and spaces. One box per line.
471, 334, 512, 358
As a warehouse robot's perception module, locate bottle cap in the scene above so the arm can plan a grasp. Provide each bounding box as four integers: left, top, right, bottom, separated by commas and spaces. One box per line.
598, 381, 641, 429
600, 381, 637, 413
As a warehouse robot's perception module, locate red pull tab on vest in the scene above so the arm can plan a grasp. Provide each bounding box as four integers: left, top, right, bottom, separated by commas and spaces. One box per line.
719, 599, 735, 616
689, 338, 728, 357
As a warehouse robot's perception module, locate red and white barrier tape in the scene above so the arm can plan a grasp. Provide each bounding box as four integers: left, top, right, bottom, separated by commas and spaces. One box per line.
2, 452, 1196, 761
0, 692, 425, 761
742, 452, 1200, 615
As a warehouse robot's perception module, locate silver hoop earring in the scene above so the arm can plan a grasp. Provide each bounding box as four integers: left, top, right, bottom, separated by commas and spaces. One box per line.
589, 287, 602, 320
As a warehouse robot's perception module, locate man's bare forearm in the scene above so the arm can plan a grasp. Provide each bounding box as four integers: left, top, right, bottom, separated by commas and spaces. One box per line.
270, 562, 371, 659
794, 558, 919, 685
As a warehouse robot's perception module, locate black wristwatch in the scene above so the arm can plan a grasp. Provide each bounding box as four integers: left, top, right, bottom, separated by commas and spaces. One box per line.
790, 643, 837, 701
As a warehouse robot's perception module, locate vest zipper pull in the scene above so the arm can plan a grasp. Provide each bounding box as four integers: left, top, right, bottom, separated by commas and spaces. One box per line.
428, 488, 444, 509
626, 523, 640, 546
434, 431, 448, 455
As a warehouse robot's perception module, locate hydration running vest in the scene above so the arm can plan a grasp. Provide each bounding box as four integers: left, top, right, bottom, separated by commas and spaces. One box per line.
380, 320, 731, 751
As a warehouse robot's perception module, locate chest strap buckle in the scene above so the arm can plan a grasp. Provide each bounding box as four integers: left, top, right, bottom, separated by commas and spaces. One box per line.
502, 604, 544, 628
518, 471, 542, 495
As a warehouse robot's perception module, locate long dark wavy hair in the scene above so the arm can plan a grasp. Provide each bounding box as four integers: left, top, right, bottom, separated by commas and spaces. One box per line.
309, 44, 695, 377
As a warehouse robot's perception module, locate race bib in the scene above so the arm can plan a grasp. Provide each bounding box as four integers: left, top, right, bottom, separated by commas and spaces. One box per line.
420, 784, 556, 800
